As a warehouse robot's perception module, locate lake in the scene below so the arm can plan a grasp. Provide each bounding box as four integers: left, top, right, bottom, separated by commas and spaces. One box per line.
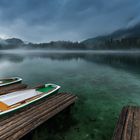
1, 50, 140, 140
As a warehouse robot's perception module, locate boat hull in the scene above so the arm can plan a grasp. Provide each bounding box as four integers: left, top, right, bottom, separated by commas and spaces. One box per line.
0, 77, 22, 87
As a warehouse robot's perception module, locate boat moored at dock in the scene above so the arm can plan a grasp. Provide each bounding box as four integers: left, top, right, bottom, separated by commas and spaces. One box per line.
0, 77, 22, 87
0, 83, 60, 116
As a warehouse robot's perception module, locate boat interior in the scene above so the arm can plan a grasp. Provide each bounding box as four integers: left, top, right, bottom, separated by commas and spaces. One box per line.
0, 84, 57, 112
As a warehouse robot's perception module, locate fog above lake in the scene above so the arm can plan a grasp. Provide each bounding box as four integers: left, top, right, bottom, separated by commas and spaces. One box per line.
1, 49, 140, 55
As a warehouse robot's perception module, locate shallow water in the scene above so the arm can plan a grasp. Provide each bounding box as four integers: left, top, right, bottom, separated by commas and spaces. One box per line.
1, 50, 140, 140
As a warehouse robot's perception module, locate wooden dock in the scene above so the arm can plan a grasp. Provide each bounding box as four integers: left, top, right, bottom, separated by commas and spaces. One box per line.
0, 83, 77, 140
112, 106, 140, 140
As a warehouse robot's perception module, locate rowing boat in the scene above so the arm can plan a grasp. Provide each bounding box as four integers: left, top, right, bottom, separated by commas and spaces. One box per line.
0, 77, 22, 87
0, 83, 60, 116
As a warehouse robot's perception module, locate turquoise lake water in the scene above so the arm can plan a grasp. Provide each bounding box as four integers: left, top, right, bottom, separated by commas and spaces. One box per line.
1, 50, 140, 140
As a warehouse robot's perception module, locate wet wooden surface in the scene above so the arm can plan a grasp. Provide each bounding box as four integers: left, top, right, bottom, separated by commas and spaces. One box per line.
0, 83, 77, 140
0, 83, 27, 95
112, 106, 140, 140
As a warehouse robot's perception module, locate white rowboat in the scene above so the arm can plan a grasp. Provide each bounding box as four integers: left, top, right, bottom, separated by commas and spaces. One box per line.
0, 83, 60, 116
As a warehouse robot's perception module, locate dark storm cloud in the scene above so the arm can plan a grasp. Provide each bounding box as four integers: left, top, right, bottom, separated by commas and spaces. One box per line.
0, 0, 140, 42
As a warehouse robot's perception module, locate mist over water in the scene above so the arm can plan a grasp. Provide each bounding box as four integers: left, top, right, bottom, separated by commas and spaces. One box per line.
1, 51, 140, 140
2, 49, 140, 54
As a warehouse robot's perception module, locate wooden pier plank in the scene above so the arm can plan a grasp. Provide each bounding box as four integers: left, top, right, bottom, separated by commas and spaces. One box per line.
131, 107, 140, 140
7, 96, 76, 140
112, 106, 128, 140
112, 106, 140, 140
122, 106, 134, 140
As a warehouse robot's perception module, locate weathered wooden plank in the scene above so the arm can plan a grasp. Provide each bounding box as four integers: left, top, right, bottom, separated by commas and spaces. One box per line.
112, 106, 140, 140
121, 106, 134, 140
130, 107, 140, 140
112, 106, 128, 140
0, 83, 27, 95
7, 97, 76, 140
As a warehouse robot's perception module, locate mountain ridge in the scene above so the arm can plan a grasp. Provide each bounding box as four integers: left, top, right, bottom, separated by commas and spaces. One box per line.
83, 23, 140, 44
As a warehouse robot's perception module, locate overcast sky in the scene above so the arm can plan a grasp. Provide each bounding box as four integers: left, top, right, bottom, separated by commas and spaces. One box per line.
0, 0, 140, 43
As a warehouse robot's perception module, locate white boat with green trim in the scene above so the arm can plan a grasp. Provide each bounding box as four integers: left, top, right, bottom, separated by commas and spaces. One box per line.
0, 83, 60, 116
0, 77, 22, 87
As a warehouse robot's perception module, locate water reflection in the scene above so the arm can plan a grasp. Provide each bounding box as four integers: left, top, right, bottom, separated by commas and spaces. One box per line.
1, 51, 140, 73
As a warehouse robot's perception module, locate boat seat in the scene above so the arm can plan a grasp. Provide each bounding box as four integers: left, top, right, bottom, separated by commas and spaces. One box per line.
0, 102, 9, 111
